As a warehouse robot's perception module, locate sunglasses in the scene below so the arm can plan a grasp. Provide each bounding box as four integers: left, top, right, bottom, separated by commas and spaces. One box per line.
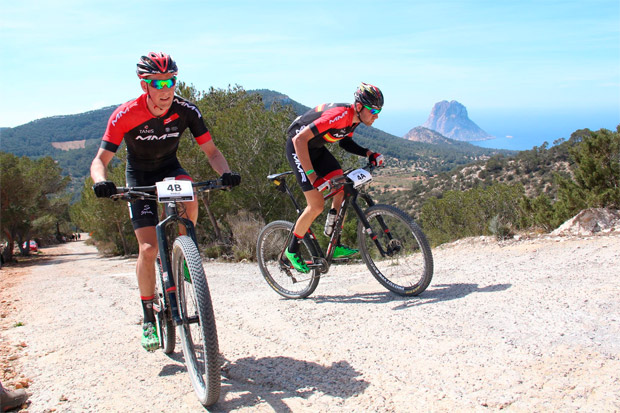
143, 76, 177, 89
364, 105, 381, 115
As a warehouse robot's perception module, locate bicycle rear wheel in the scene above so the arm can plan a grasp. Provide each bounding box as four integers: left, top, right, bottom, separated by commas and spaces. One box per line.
357, 204, 433, 296
154, 254, 175, 354
256, 220, 320, 299
172, 235, 220, 407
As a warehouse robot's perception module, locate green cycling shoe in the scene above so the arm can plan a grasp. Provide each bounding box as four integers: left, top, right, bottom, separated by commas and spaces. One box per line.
183, 260, 191, 283
142, 322, 160, 352
333, 245, 358, 258
284, 248, 310, 273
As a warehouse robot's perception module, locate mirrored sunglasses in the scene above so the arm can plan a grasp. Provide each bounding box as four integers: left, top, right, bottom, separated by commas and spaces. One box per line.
143, 76, 177, 89
364, 105, 381, 115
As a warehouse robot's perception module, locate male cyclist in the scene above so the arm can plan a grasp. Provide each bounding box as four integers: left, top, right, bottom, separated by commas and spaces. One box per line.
284, 82, 385, 273
90, 52, 241, 351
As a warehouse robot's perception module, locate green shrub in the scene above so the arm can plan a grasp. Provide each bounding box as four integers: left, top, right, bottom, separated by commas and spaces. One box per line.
420, 183, 527, 246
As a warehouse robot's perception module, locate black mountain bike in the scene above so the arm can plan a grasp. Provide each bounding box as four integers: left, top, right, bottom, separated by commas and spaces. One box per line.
112, 179, 229, 407
256, 164, 434, 299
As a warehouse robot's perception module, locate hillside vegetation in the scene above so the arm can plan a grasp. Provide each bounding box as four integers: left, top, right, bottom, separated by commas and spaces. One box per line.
371, 126, 619, 245
2, 83, 618, 260
0, 89, 507, 188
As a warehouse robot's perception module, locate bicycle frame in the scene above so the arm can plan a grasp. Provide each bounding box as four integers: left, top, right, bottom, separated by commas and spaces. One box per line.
261, 165, 434, 299
155, 203, 199, 325
268, 166, 388, 274
113, 180, 224, 325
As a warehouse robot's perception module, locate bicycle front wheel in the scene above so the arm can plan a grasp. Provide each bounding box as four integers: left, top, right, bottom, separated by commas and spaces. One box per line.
155, 254, 175, 354
357, 204, 433, 296
172, 235, 220, 407
256, 220, 320, 299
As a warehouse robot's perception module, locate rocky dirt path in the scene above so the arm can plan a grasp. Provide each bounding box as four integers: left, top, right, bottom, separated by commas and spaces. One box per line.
1, 233, 619, 412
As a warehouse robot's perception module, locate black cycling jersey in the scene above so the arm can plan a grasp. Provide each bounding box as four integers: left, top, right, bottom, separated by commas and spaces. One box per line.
286, 103, 369, 191
100, 93, 211, 171
286, 103, 366, 155
100, 93, 211, 228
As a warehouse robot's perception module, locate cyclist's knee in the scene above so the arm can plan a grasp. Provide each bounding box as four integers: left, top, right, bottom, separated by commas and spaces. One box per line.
138, 242, 158, 260
306, 202, 324, 218
181, 199, 199, 223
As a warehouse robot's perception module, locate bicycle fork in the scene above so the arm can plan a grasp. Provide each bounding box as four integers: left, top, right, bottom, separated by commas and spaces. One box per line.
156, 221, 182, 325
351, 194, 397, 258
156, 207, 202, 325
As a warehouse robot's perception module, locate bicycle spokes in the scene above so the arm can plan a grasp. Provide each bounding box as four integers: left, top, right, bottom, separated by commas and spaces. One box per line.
358, 205, 433, 296
256, 220, 320, 299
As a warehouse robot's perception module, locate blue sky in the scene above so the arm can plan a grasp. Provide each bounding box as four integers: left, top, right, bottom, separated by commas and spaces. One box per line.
2, 0, 619, 149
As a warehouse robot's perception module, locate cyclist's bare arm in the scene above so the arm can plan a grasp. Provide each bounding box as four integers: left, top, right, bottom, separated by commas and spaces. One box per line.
90, 148, 116, 182
199, 140, 230, 176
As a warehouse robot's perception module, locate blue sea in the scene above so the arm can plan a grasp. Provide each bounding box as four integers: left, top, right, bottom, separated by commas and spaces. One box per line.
375, 108, 619, 151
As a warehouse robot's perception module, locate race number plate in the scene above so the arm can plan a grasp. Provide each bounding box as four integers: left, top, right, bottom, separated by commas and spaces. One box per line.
156, 180, 194, 202
347, 168, 372, 188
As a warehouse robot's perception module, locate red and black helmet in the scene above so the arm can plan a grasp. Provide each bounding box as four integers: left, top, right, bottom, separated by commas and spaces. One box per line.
136, 52, 178, 78
354, 82, 384, 109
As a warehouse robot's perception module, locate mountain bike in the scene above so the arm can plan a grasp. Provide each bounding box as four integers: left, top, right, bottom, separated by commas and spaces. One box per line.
112, 178, 229, 407
256, 164, 433, 299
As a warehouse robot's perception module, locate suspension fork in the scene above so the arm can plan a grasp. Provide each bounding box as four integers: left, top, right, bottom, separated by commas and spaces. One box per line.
156, 216, 181, 324
350, 192, 390, 257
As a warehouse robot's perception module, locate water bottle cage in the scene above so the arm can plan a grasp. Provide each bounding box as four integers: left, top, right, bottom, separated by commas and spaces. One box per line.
324, 210, 337, 237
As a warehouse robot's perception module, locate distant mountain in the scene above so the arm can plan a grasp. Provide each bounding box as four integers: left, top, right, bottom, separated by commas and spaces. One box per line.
0, 90, 510, 196
0, 106, 115, 159
422, 100, 492, 142
404, 126, 454, 145
250, 89, 309, 114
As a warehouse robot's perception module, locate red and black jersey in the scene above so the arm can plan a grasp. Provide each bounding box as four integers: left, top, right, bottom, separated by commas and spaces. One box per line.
100, 94, 212, 171
286, 103, 362, 149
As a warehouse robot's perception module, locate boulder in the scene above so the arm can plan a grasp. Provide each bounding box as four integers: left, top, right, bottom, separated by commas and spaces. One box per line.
551, 208, 620, 236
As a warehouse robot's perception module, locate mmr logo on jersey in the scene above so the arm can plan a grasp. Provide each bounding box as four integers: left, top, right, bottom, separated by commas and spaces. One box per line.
136, 132, 180, 141
328, 111, 347, 125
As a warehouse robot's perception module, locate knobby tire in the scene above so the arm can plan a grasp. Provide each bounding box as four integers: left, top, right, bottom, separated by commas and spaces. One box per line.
256, 220, 320, 299
357, 204, 433, 296
173, 236, 220, 406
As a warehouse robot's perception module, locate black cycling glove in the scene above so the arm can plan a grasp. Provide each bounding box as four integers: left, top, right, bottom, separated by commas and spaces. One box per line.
220, 172, 241, 187
368, 152, 385, 167
92, 181, 117, 198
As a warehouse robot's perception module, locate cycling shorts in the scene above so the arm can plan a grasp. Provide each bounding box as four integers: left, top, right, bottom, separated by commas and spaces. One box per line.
126, 162, 192, 230
285, 138, 343, 192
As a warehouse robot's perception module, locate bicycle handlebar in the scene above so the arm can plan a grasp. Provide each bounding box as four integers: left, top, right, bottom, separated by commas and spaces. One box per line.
111, 179, 230, 201
317, 162, 381, 196
333, 162, 380, 185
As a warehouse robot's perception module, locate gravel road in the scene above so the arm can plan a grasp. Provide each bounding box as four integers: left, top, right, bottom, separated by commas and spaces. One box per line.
1, 232, 619, 412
